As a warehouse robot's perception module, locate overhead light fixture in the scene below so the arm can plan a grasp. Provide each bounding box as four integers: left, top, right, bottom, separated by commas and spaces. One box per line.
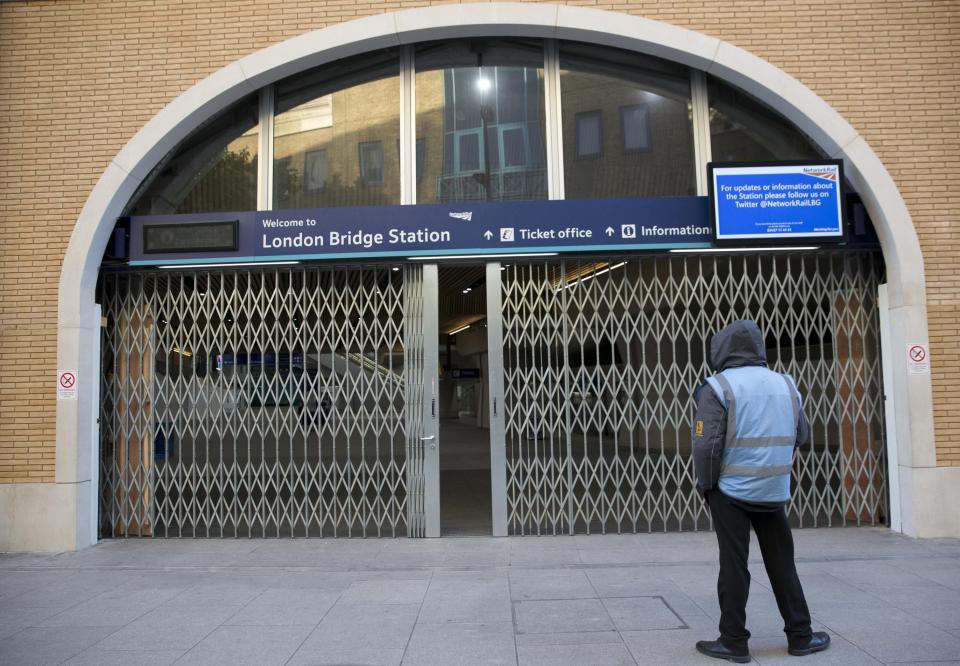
408, 252, 558, 261
669, 247, 818, 254
477, 77, 492, 92
171, 347, 193, 357
462, 287, 472, 294
449, 324, 471, 335
157, 260, 301, 269
392, 266, 400, 272
560, 261, 627, 290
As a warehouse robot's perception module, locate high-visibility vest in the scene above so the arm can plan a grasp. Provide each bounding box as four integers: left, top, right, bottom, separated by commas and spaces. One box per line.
705, 366, 801, 504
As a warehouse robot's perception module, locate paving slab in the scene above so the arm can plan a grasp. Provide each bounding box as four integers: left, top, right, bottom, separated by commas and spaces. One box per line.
601, 596, 687, 632
514, 598, 614, 634
339, 578, 430, 605
289, 646, 405, 666
509, 569, 596, 600
4, 571, 123, 610
0, 569, 75, 602
0, 626, 121, 666
402, 622, 517, 666
813, 604, 960, 663
224, 588, 340, 625
0, 604, 67, 640
586, 566, 683, 598
517, 640, 635, 666
176, 624, 313, 665
300, 602, 421, 650
418, 571, 512, 624
63, 648, 186, 665
93, 615, 223, 653
748, 633, 880, 665
36, 586, 180, 627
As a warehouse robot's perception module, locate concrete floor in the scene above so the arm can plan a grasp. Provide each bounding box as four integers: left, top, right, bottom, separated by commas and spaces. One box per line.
2, 528, 960, 665
440, 418, 493, 536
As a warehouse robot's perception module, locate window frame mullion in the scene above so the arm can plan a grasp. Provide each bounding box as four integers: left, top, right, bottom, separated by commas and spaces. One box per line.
544, 38, 565, 200
257, 85, 275, 210
691, 69, 712, 196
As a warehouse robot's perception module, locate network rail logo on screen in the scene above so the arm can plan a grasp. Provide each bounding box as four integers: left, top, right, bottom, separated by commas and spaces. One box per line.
802, 167, 838, 181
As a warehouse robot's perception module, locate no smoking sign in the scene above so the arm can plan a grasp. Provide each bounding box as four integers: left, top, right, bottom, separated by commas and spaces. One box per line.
57, 370, 78, 400
906, 343, 930, 375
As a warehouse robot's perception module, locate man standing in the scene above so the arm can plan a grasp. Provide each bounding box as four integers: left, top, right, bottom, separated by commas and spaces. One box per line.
692, 320, 830, 663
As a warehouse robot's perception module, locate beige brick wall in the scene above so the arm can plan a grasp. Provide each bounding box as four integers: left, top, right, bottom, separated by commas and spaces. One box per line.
0, 0, 957, 482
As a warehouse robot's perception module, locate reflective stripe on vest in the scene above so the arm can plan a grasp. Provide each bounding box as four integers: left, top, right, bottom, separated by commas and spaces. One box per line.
706, 367, 800, 504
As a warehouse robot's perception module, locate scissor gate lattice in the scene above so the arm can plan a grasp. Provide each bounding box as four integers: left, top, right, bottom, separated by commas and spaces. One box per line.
501, 252, 887, 534
99, 266, 426, 537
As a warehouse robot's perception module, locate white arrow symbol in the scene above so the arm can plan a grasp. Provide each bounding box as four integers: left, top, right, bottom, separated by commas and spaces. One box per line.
484, 230, 493, 240
605, 227, 615, 237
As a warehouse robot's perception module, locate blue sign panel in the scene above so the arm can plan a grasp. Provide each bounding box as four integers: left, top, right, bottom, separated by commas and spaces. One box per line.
127, 197, 712, 265
708, 161, 845, 243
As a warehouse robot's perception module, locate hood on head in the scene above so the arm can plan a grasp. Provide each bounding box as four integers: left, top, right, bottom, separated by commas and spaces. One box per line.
709, 320, 767, 371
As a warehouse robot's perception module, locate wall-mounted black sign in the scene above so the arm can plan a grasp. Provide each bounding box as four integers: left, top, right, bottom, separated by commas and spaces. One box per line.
143, 220, 239, 254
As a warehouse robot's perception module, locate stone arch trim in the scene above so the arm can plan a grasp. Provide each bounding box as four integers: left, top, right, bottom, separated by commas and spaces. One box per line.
56, 3, 936, 544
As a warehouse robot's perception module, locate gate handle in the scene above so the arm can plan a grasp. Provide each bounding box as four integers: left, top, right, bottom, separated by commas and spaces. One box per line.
420, 435, 436, 450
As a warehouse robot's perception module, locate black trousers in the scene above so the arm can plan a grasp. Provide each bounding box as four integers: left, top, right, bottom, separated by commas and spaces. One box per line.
708, 491, 812, 651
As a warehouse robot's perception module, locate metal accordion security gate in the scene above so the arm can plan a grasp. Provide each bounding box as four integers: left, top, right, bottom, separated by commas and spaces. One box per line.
99, 265, 432, 538
501, 251, 887, 535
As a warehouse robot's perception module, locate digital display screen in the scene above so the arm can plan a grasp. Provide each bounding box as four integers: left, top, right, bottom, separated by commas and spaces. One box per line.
708, 161, 845, 244
143, 221, 238, 254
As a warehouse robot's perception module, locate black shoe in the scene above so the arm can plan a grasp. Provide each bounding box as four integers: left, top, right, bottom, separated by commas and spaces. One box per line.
696, 639, 751, 663
788, 631, 831, 656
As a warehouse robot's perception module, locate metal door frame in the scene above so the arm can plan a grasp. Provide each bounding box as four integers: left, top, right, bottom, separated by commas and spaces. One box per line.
486, 262, 509, 536
419, 264, 441, 537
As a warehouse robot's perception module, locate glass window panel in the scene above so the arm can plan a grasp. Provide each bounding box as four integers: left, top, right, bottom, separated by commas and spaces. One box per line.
304, 150, 328, 192
358, 141, 384, 185
620, 105, 650, 152
501, 126, 527, 167
559, 41, 696, 199
708, 76, 825, 163
457, 132, 481, 172
415, 138, 426, 184
125, 95, 259, 215
273, 48, 400, 209
575, 111, 602, 158
415, 39, 547, 204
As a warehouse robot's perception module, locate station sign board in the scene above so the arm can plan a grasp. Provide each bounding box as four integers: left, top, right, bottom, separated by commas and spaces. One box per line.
708, 161, 846, 244
126, 197, 712, 265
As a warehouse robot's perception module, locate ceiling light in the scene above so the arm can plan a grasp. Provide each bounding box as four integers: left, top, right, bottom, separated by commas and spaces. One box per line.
560, 261, 627, 290
158, 260, 300, 269
449, 324, 471, 335
669, 247, 818, 253
408, 252, 558, 261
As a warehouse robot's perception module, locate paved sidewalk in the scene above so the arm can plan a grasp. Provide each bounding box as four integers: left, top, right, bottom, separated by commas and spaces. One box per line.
2, 528, 959, 665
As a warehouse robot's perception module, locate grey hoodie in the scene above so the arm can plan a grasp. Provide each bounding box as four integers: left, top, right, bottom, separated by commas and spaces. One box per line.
692, 320, 809, 501
710, 319, 767, 371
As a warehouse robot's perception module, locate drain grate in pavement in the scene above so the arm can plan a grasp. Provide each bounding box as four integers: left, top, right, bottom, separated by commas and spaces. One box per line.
514, 596, 687, 634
